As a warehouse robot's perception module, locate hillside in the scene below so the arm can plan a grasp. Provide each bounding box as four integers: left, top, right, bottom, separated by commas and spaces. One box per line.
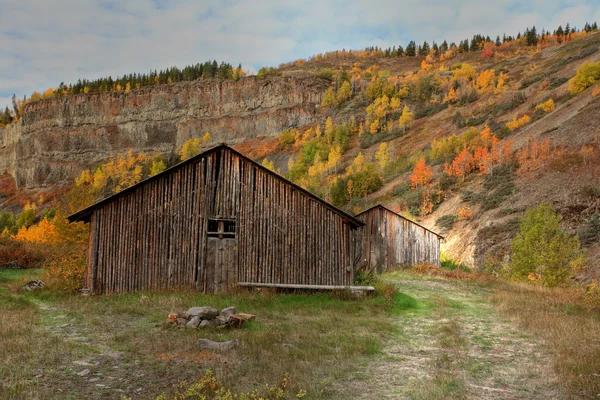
0, 31, 599, 279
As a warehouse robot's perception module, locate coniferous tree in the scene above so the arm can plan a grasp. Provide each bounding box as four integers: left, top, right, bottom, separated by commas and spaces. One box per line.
405, 41, 416, 56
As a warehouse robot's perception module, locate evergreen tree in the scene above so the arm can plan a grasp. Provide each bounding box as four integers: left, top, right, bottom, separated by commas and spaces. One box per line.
405, 41, 416, 56
440, 40, 448, 53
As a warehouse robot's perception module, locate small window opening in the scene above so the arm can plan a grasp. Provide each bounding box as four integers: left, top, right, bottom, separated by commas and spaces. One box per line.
207, 218, 236, 238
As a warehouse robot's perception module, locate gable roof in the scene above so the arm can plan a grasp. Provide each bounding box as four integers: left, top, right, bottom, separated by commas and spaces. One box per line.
355, 204, 444, 239
68, 143, 363, 227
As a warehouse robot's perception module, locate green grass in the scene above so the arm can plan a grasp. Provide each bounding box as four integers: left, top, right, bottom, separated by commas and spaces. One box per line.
0, 268, 418, 399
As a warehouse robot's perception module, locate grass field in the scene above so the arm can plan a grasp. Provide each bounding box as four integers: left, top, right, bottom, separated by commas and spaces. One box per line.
1, 268, 599, 399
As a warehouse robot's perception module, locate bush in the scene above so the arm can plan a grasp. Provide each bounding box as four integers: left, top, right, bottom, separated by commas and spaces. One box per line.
510, 202, 582, 287
391, 182, 410, 197
579, 212, 600, 245
256, 67, 278, 80
440, 256, 471, 272
436, 214, 456, 230
40, 244, 87, 291
548, 76, 569, 90
569, 61, 600, 93
581, 185, 600, 200
354, 268, 377, 286
136, 370, 301, 400
0, 237, 46, 268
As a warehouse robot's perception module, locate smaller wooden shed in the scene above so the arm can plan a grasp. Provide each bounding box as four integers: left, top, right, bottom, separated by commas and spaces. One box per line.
354, 205, 443, 272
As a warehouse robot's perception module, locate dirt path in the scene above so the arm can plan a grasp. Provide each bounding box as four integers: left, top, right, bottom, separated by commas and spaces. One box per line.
339, 278, 564, 399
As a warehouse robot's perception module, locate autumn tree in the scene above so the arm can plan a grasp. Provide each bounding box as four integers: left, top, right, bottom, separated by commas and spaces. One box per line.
375, 142, 390, 170
444, 149, 474, 181
410, 158, 433, 188
261, 158, 275, 171
398, 105, 413, 132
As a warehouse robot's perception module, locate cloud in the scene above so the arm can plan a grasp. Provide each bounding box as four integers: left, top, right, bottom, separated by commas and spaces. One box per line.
0, 0, 598, 109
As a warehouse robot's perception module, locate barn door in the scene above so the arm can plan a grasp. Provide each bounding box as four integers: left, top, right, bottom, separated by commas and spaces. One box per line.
206, 218, 238, 293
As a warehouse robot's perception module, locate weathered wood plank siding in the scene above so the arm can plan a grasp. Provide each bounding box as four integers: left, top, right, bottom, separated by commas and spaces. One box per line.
83, 146, 356, 294
355, 205, 441, 272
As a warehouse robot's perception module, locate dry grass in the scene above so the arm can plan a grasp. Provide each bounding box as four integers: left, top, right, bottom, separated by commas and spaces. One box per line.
407, 262, 497, 284
0, 268, 415, 399
491, 283, 600, 398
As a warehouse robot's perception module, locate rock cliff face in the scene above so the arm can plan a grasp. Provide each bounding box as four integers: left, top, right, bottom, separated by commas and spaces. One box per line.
0, 76, 326, 188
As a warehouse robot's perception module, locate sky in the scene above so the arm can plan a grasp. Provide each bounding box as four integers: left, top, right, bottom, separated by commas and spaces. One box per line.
0, 0, 599, 110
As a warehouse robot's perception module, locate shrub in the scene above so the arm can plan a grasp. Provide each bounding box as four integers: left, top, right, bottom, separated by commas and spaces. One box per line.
278, 129, 296, 147
510, 202, 583, 287
581, 185, 600, 199
436, 214, 456, 230
40, 244, 87, 291
0, 211, 16, 234
354, 268, 377, 286
256, 67, 278, 80
391, 182, 410, 197
0, 237, 46, 268
15, 205, 36, 230
457, 206, 473, 220
579, 212, 600, 245
440, 256, 471, 272
372, 280, 399, 300
583, 280, 600, 309
138, 370, 301, 400
569, 61, 600, 93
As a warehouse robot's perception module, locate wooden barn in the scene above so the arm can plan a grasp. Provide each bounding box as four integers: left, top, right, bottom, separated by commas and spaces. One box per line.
354, 205, 443, 272
68, 144, 363, 294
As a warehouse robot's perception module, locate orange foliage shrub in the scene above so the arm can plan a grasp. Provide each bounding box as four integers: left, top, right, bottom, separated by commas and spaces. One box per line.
457, 206, 473, 220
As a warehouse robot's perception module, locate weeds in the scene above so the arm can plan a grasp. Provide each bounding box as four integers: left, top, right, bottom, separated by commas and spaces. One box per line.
491, 283, 600, 397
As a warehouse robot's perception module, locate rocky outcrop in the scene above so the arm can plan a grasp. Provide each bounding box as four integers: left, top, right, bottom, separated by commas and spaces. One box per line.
0, 76, 326, 188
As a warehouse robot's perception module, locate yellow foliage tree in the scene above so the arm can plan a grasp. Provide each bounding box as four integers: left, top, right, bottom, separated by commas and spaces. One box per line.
261, 158, 275, 171
399, 106, 414, 132
375, 142, 390, 170
15, 217, 60, 244
369, 119, 380, 134
476, 69, 496, 92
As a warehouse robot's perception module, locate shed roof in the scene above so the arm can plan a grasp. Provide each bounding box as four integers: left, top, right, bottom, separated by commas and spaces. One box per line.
355, 204, 444, 239
68, 143, 363, 227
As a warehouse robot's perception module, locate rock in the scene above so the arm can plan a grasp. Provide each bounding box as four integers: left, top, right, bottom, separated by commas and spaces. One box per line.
196, 338, 240, 352
176, 317, 187, 325
221, 306, 236, 316
5, 78, 325, 189
186, 306, 219, 319
186, 316, 201, 328
237, 313, 256, 321
22, 280, 45, 291
199, 319, 214, 328
89, 377, 101, 382
73, 360, 95, 367
215, 314, 245, 328
178, 312, 190, 319
77, 369, 91, 377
